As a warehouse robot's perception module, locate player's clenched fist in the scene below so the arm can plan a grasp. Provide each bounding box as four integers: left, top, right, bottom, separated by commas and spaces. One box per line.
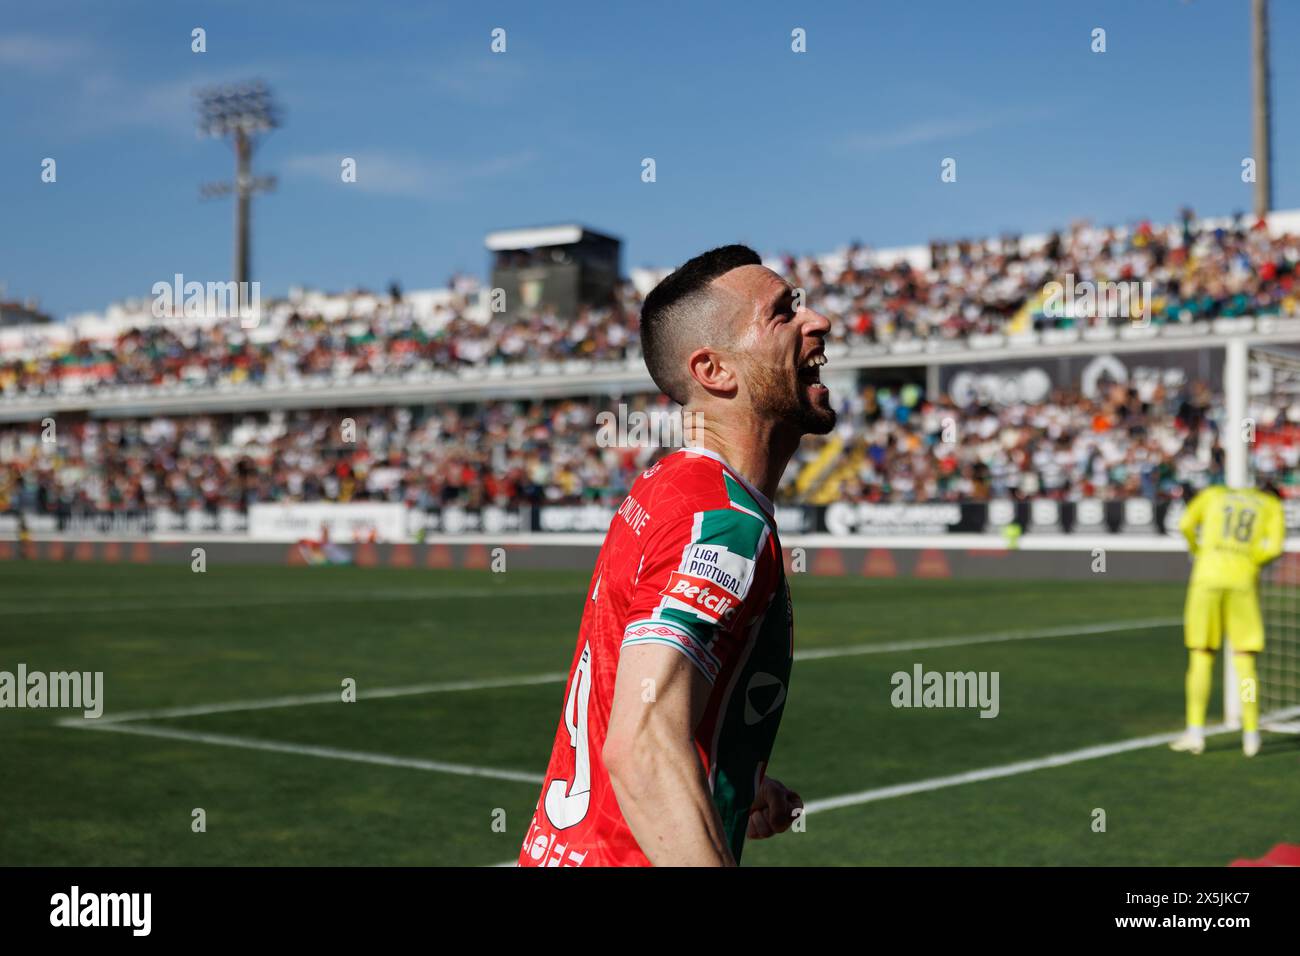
747, 776, 803, 840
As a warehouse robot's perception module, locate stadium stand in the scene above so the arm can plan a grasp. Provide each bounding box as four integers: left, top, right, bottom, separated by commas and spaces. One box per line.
2, 381, 1297, 518
1, 210, 1298, 404
2, 208, 1299, 520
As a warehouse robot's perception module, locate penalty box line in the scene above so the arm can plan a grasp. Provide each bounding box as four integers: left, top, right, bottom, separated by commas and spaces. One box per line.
65, 720, 546, 786
53, 615, 1238, 867
51, 616, 1180, 804
0, 585, 576, 617
62, 707, 1300, 826
804, 704, 1300, 817
75, 673, 572, 725
64, 616, 1180, 726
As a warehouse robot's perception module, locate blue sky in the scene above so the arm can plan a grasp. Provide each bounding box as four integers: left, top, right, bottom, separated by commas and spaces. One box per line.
4, 0, 1298, 319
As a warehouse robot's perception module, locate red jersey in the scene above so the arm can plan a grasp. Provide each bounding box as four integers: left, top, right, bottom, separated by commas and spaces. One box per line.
518, 447, 793, 867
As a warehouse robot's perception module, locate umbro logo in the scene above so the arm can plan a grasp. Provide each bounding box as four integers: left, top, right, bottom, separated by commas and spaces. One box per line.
743, 671, 786, 725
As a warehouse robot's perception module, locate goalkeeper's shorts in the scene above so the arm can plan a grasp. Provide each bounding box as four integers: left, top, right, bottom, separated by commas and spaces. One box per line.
1184, 585, 1264, 653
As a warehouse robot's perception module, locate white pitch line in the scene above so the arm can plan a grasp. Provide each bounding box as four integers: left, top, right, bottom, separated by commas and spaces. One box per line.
68, 617, 1176, 726
70, 672, 570, 725
481, 705, 1300, 867
0, 585, 574, 617
802, 713, 1300, 815
70, 720, 545, 785
792, 616, 1179, 660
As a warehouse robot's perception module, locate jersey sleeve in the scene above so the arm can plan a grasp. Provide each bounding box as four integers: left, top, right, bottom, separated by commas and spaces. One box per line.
1255, 496, 1286, 567
620, 507, 775, 684
1179, 489, 1207, 554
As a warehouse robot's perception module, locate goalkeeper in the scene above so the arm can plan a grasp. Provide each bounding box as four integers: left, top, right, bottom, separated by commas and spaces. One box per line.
1170, 482, 1286, 757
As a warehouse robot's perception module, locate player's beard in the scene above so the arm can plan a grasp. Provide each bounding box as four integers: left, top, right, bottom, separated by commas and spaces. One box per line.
747, 361, 837, 436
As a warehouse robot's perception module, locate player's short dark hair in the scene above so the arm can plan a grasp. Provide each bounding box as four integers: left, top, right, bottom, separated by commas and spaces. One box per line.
640, 244, 761, 404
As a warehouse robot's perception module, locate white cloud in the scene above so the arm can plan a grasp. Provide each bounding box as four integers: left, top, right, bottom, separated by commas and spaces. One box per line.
285, 149, 536, 199
1, 33, 283, 139
426, 57, 529, 107
0, 34, 93, 73
844, 108, 1053, 154
71, 73, 198, 134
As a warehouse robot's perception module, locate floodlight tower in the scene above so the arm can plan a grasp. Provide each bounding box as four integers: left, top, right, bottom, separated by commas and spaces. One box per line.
1251, 0, 1273, 218
196, 81, 281, 287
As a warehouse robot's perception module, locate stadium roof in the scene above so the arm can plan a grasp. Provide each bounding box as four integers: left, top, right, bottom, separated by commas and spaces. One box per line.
484, 224, 619, 251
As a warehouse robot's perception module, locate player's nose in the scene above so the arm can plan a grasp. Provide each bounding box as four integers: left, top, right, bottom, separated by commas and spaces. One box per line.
799, 306, 832, 338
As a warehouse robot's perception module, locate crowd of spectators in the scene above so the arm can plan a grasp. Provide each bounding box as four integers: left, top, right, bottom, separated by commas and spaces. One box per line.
2, 210, 1298, 401
810, 380, 1299, 503
3, 210, 1298, 517
3, 379, 1296, 517
0, 396, 656, 517
0, 300, 644, 398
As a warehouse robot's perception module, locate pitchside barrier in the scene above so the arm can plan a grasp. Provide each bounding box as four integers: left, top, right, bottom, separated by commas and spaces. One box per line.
8, 497, 1299, 539
4, 494, 1299, 580
5, 493, 1298, 585
4, 529, 1298, 581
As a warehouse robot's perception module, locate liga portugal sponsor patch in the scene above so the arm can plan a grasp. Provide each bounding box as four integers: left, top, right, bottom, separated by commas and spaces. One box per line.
662, 571, 742, 624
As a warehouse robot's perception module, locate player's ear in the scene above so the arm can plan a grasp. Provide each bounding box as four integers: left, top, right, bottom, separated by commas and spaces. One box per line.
686, 346, 737, 397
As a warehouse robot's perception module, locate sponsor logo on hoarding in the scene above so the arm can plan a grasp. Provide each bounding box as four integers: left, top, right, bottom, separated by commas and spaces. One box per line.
824, 502, 964, 536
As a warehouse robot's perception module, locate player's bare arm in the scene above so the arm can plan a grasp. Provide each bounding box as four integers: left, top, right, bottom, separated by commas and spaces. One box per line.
604, 643, 736, 866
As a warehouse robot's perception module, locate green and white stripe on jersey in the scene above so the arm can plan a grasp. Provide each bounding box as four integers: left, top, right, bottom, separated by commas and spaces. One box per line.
722, 471, 773, 527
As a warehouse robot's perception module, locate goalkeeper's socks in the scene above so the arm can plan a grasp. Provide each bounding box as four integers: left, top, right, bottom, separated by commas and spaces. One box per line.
1233, 652, 1259, 733
1185, 650, 1214, 730
1243, 730, 1261, 757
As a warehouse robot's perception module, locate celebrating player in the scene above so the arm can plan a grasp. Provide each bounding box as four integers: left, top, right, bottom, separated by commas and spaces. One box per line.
518, 245, 835, 866
1170, 481, 1286, 757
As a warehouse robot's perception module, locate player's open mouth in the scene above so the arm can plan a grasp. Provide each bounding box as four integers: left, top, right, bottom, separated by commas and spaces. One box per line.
798, 352, 828, 392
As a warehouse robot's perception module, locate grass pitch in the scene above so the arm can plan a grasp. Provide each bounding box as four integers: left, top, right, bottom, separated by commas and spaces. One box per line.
1, 561, 1295, 866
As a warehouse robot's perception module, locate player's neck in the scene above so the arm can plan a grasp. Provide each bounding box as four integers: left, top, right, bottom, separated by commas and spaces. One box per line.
684, 412, 797, 504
